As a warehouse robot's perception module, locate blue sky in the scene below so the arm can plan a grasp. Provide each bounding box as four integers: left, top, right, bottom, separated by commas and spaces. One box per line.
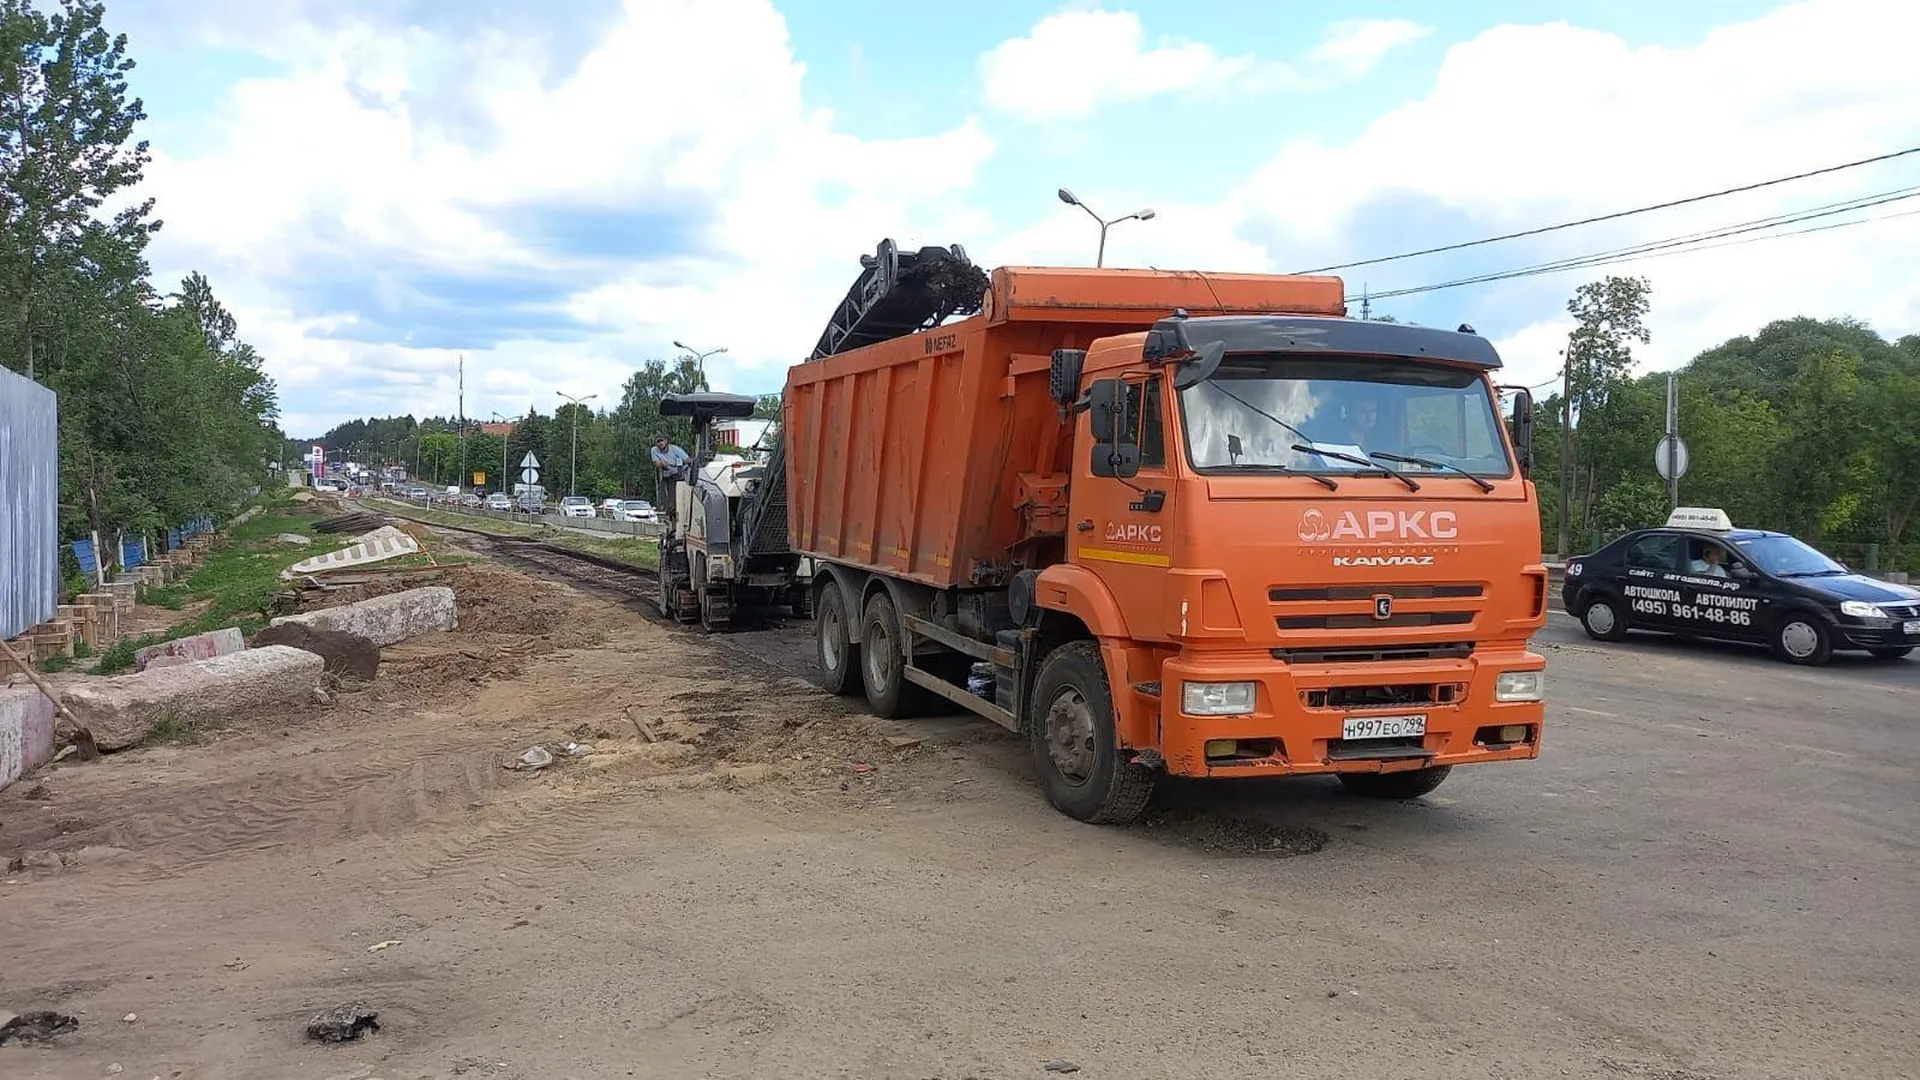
112, 0, 1920, 436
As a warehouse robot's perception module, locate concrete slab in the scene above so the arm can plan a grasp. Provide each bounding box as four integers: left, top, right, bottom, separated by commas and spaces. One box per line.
280, 525, 419, 580
277, 533, 313, 546
270, 585, 456, 647
62, 646, 326, 752
133, 627, 246, 672
0, 687, 57, 790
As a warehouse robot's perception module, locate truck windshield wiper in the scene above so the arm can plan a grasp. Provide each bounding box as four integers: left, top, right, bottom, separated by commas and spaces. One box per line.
1369, 450, 1494, 493
1291, 444, 1420, 492
1211, 460, 1338, 490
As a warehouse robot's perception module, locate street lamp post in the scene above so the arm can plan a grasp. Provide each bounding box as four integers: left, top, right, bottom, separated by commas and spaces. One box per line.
490, 411, 517, 498
1057, 188, 1155, 268
555, 392, 598, 497
672, 340, 727, 385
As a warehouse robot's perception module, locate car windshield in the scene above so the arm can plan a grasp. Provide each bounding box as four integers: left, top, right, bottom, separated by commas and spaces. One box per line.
1178, 355, 1513, 476
562, 497, 589, 506
1732, 534, 1848, 577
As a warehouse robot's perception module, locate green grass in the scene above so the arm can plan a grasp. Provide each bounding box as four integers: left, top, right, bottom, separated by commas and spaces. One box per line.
542, 532, 661, 570
91, 505, 350, 675
141, 708, 203, 746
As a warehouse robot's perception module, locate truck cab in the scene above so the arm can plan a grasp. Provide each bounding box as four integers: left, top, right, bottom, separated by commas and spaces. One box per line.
1020, 313, 1547, 818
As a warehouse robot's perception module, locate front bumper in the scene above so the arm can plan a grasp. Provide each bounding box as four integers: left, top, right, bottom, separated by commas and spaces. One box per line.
1155, 646, 1546, 778
1835, 620, 1920, 650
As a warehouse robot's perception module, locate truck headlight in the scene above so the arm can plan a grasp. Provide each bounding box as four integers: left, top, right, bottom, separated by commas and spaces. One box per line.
1839, 600, 1886, 620
1182, 681, 1256, 716
1494, 670, 1543, 702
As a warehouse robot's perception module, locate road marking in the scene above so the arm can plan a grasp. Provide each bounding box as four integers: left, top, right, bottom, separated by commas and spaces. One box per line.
1560, 705, 1618, 718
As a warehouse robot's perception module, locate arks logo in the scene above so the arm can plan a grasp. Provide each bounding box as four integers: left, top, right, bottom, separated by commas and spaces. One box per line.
1297, 508, 1459, 544
1105, 522, 1163, 544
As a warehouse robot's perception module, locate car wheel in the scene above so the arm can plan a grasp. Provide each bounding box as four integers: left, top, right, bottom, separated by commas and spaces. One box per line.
1580, 593, 1629, 642
1770, 614, 1832, 666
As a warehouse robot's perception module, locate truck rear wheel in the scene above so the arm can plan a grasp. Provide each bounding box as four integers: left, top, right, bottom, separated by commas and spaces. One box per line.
860, 590, 924, 718
1337, 765, 1451, 801
815, 584, 861, 696
1028, 641, 1156, 825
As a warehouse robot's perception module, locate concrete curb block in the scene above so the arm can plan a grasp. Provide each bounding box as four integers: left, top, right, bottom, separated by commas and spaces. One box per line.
270, 586, 457, 647
0, 688, 57, 791
62, 646, 327, 752
134, 627, 246, 672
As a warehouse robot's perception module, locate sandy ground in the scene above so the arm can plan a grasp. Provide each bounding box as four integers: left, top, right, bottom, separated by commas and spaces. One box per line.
2, 552, 1916, 1080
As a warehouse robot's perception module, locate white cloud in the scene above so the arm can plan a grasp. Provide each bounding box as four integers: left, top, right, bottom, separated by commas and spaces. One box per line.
1308, 18, 1433, 80
987, 0, 1920, 383
976, 8, 1430, 122
141, 0, 999, 435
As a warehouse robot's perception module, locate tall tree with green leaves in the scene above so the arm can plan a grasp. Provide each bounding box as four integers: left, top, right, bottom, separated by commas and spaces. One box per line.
1556, 275, 1651, 553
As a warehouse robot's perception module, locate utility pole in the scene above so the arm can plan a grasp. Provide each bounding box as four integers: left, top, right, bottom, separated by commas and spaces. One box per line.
491, 411, 515, 498
1557, 347, 1571, 560
457, 355, 467, 491
1665, 372, 1680, 511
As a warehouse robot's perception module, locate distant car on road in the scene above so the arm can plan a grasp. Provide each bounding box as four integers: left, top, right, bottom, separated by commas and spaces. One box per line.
560, 496, 595, 519
615, 500, 659, 523
1563, 506, 1920, 666
485, 493, 511, 511
600, 498, 624, 517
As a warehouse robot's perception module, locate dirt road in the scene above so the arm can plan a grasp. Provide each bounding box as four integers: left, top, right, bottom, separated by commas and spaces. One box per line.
3, 550, 1915, 1079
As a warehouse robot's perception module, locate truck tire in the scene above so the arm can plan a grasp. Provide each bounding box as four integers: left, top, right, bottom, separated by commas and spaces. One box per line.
1028, 641, 1156, 824
1337, 765, 1451, 800
860, 590, 926, 718
815, 584, 862, 696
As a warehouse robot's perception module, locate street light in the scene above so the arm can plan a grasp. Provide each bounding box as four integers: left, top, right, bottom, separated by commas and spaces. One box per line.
555, 391, 598, 497
672, 340, 727, 384
490, 411, 518, 499
1057, 188, 1155, 268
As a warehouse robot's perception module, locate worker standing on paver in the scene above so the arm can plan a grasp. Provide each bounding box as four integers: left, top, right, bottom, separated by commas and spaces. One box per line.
652, 435, 689, 520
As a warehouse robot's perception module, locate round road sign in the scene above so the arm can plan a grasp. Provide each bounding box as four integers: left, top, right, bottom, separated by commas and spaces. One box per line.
1654, 434, 1690, 481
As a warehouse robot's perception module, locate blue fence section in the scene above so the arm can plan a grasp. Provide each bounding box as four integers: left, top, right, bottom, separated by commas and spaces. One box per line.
120, 536, 147, 570
1, 365, 59, 639
70, 538, 99, 578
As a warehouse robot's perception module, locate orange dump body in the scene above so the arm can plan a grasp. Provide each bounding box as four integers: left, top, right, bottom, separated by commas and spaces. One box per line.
784, 267, 1347, 587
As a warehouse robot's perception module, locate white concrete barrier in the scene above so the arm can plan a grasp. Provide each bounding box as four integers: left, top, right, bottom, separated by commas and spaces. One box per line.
133, 627, 246, 671
269, 585, 456, 647
0, 687, 57, 790
61, 646, 326, 752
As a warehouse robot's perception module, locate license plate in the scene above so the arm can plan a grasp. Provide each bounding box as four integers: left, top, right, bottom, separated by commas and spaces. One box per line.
1905, 619, 1920, 637
1342, 714, 1428, 740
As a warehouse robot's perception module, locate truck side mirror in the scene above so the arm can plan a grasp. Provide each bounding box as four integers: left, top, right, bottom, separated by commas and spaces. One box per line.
1091, 443, 1140, 479
1506, 386, 1535, 478
1087, 379, 1123, 443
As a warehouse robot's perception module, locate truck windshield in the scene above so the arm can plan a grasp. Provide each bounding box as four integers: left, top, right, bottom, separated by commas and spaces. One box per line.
1178, 355, 1513, 477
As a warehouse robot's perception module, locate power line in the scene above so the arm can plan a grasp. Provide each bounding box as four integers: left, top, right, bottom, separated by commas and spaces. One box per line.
1353, 195, 1920, 304
1296, 145, 1920, 275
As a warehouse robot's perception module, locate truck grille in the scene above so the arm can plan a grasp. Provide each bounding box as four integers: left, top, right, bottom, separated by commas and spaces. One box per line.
1272, 642, 1474, 663
1270, 581, 1484, 634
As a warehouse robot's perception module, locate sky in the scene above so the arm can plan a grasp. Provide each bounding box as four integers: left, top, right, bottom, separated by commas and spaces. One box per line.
107, 0, 1920, 437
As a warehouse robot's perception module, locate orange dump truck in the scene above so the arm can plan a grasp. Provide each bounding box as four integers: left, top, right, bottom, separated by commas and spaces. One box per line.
778, 243, 1548, 823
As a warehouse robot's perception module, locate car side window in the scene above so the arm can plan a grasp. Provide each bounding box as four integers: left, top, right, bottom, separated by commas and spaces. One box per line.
1625, 533, 1682, 571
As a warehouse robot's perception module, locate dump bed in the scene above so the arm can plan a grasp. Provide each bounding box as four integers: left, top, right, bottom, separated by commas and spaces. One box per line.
783, 266, 1345, 589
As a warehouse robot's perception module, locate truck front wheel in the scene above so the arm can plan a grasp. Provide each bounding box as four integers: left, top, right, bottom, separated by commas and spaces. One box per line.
815, 584, 862, 696
1028, 641, 1156, 825
1337, 766, 1451, 801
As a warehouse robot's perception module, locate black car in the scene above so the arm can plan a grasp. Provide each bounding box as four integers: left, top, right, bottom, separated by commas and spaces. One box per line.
1561, 509, 1920, 665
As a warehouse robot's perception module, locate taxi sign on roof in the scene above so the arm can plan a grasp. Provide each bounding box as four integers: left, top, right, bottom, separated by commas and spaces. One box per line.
1666, 506, 1733, 531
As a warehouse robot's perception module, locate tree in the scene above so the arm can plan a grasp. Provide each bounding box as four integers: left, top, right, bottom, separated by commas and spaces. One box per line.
0, 0, 157, 380
1555, 275, 1652, 553
753, 392, 782, 421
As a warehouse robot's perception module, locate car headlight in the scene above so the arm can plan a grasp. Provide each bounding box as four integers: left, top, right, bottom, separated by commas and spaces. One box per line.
1182, 681, 1256, 716
1494, 670, 1544, 702
1839, 600, 1887, 619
